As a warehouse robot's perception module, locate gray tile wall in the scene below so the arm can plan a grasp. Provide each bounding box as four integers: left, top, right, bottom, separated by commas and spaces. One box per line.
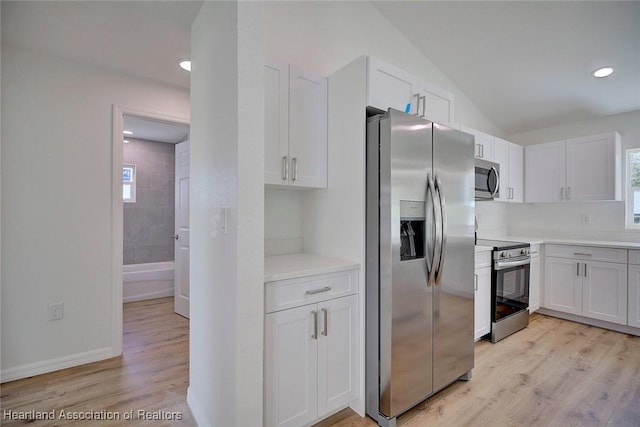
123, 138, 175, 265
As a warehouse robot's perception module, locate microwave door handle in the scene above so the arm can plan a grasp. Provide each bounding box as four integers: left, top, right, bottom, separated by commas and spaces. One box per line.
434, 176, 447, 286
426, 174, 439, 286
489, 166, 500, 196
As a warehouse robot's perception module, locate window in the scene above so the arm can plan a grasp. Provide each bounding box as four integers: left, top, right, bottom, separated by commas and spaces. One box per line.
123, 164, 136, 203
626, 149, 640, 229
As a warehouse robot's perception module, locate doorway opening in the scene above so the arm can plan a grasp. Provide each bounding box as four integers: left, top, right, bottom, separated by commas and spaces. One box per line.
111, 106, 190, 357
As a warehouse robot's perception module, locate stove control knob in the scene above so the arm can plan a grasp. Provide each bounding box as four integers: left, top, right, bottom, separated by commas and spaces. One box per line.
521, 248, 528, 255
500, 251, 507, 258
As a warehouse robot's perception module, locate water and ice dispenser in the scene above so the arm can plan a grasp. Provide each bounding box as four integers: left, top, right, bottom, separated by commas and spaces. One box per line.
400, 200, 426, 261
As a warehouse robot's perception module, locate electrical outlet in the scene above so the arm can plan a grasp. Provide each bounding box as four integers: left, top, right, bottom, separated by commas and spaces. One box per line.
581, 214, 591, 225
48, 303, 64, 321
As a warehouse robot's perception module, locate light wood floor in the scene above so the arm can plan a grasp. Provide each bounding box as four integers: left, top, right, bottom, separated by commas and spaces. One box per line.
315, 313, 640, 427
1, 298, 195, 426
3, 303, 639, 426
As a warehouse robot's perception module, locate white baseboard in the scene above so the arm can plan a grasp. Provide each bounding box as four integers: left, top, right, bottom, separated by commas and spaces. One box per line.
537, 308, 640, 336
123, 287, 174, 303
1, 347, 114, 383
187, 387, 208, 427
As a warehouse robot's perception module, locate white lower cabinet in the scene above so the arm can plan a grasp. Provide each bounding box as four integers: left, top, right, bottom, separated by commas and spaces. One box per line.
474, 250, 491, 341
544, 245, 627, 325
265, 270, 358, 427
627, 251, 640, 328
529, 245, 541, 312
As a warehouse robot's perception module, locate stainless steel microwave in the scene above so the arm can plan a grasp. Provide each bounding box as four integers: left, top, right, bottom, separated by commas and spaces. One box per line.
475, 159, 500, 200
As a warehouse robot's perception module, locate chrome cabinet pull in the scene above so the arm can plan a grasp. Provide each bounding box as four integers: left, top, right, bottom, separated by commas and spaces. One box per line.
305, 286, 332, 295
282, 156, 288, 180
420, 95, 426, 118
413, 93, 420, 115
321, 308, 328, 336
170, 234, 179, 240
584, 263, 587, 277
577, 262, 580, 276
573, 253, 593, 257
311, 310, 318, 340
480, 144, 484, 158
292, 157, 298, 181
474, 274, 478, 291
476, 144, 481, 158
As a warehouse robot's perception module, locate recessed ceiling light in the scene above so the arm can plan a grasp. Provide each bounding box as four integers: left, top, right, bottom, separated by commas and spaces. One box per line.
179, 60, 191, 72
123, 139, 130, 144
592, 66, 614, 78
123, 130, 133, 135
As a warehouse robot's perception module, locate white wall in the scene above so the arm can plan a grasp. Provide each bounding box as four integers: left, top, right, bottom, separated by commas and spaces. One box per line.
0, 44, 190, 380
264, 188, 303, 256
264, 1, 504, 137
188, 2, 264, 426
475, 202, 509, 238
507, 110, 640, 242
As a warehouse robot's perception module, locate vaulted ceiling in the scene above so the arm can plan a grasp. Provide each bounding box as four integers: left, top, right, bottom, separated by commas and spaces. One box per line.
3, 1, 638, 135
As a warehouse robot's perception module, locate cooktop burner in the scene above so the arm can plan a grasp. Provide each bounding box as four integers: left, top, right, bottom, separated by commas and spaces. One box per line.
476, 239, 530, 250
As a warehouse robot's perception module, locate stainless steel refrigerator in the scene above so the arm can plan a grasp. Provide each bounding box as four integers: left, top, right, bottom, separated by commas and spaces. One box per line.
365, 109, 475, 427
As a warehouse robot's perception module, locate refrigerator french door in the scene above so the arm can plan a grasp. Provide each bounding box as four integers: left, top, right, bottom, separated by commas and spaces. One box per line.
366, 109, 475, 427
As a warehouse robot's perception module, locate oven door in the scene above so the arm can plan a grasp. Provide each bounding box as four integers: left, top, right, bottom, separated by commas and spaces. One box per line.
493, 259, 530, 321
475, 159, 500, 200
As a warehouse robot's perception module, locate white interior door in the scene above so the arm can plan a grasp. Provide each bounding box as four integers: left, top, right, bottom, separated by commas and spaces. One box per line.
174, 140, 190, 318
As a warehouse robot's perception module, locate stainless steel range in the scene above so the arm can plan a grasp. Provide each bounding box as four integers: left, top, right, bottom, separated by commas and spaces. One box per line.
477, 239, 531, 342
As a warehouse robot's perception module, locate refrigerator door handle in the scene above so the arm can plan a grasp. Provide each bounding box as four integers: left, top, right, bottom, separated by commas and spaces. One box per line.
434, 176, 447, 286
426, 174, 439, 286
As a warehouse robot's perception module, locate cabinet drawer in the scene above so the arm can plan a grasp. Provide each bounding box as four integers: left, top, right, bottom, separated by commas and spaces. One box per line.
475, 251, 492, 269
629, 250, 640, 265
265, 269, 358, 313
545, 245, 627, 264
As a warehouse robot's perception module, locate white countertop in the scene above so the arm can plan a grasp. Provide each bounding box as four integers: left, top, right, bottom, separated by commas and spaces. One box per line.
474, 245, 493, 253
265, 253, 360, 282
481, 235, 640, 250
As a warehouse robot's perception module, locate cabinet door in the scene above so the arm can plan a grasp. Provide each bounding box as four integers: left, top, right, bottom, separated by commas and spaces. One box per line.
525, 141, 566, 203
463, 126, 494, 161
508, 143, 524, 203
529, 253, 541, 312
544, 257, 582, 315
289, 66, 327, 188
493, 137, 510, 202
628, 264, 640, 328
265, 306, 318, 427
566, 133, 617, 201
367, 57, 419, 113
317, 295, 358, 417
264, 60, 290, 186
474, 267, 491, 341
418, 79, 454, 125
582, 261, 627, 325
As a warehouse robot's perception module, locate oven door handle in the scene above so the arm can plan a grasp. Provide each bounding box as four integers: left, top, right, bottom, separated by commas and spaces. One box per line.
494, 257, 531, 270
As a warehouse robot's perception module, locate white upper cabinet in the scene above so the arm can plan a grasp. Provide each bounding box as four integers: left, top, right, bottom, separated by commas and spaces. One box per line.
525, 132, 621, 203
566, 133, 621, 201
509, 143, 524, 203
494, 137, 524, 203
264, 59, 328, 189
460, 125, 494, 161
265, 59, 290, 186
366, 57, 455, 126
